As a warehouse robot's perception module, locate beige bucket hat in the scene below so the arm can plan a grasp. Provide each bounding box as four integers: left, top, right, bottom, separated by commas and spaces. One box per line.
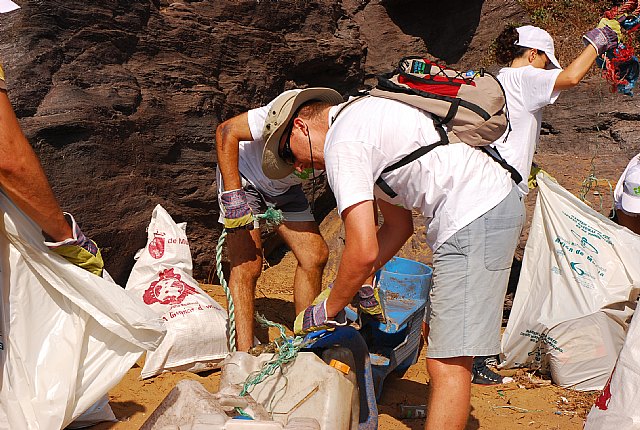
261, 88, 343, 180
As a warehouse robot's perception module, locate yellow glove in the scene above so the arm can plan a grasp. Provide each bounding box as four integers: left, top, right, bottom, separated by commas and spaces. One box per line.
294, 287, 347, 336
352, 284, 386, 323
220, 189, 255, 231
598, 17, 622, 40
0, 63, 6, 90
52, 244, 103, 277
45, 213, 104, 277
528, 163, 556, 190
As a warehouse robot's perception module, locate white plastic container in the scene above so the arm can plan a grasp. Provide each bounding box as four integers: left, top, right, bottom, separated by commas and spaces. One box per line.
189, 415, 320, 429
219, 352, 355, 430
321, 346, 360, 430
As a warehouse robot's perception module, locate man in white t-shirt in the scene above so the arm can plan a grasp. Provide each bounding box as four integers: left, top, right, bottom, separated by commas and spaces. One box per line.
214, 89, 343, 352
261, 88, 525, 430
613, 153, 640, 234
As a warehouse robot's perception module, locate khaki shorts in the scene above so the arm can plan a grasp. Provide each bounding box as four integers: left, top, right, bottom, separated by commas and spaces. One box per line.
217, 170, 314, 228
424, 186, 524, 358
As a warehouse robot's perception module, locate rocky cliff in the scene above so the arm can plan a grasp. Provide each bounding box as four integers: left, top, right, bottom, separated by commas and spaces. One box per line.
6, 0, 636, 284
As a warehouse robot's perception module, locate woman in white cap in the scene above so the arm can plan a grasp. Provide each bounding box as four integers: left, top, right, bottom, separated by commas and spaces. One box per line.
614, 153, 640, 234
469, 23, 620, 385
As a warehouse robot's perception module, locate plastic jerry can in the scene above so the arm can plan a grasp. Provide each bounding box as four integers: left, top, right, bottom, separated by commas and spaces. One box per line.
190, 414, 320, 429
321, 346, 360, 430
219, 352, 354, 430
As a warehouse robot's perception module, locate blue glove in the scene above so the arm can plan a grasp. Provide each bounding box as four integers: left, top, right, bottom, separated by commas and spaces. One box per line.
220, 188, 255, 232
45, 213, 103, 277
583, 25, 619, 56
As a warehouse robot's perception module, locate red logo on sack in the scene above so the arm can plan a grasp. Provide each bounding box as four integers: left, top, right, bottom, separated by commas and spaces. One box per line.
142, 268, 199, 305
594, 377, 613, 410
149, 231, 165, 259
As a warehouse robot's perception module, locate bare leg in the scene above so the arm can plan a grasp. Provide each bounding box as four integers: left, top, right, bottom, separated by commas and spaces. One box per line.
425, 356, 472, 430
422, 321, 430, 345
277, 221, 328, 313
226, 228, 263, 352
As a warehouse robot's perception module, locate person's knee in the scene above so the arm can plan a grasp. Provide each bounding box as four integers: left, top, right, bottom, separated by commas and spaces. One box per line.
230, 256, 262, 284
427, 356, 473, 378
297, 238, 329, 271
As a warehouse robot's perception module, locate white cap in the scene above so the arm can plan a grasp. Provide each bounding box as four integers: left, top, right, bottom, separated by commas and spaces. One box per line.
621, 162, 640, 214
516, 25, 562, 70
0, 0, 19, 13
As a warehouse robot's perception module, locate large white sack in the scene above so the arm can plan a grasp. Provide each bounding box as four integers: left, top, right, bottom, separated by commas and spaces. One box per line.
501, 174, 640, 388
126, 205, 229, 379
585, 306, 640, 429
0, 191, 166, 430
547, 311, 627, 391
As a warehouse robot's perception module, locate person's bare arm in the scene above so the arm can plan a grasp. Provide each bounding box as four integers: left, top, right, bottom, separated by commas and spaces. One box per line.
0, 90, 71, 241
326, 200, 379, 316
554, 45, 598, 91
215, 112, 253, 191
373, 199, 414, 273
326, 199, 414, 316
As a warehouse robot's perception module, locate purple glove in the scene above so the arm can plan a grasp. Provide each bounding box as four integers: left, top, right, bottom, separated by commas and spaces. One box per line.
583, 26, 619, 56
294, 297, 347, 335
352, 284, 386, 323
45, 213, 103, 276
220, 188, 254, 232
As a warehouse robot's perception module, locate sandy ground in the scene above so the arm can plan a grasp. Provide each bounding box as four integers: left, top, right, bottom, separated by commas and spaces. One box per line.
91, 150, 625, 430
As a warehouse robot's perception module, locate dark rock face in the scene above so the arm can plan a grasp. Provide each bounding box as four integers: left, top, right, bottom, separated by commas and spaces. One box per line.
0, 0, 367, 283
14, 0, 635, 285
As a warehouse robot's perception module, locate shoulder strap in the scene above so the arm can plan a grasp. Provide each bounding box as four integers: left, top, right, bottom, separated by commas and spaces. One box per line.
330, 94, 369, 125
375, 129, 523, 198
375, 126, 449, 198
480, 146, 523, 185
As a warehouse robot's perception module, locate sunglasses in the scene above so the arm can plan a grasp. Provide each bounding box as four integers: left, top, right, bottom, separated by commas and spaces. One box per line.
278, 122, 296, 166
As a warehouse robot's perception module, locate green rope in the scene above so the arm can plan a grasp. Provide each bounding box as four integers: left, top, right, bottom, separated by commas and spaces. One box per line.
216, 229, 236, 351
216, 207, 286, 352
239, 314, 305, 397
578, 157, 614, 216
215, 206, 305, 418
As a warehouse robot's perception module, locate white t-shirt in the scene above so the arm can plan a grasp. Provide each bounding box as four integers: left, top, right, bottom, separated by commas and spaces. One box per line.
614, 153, 640, 211
236, 93, 304, 196
493, 65, 562, 196
325, 97, 514, 251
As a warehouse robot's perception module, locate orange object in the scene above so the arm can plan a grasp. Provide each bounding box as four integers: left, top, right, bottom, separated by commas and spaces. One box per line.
329, 359, 351, 375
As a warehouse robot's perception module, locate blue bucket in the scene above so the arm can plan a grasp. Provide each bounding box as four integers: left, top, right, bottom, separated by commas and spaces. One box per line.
361, 257, 433, 399
375, 257, 432, 333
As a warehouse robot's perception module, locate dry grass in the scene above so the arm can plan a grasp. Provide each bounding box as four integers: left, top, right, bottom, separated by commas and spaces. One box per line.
511, 369, 599, 419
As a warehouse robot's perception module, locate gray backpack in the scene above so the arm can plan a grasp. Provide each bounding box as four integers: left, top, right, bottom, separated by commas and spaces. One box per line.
337, 57, 520, 197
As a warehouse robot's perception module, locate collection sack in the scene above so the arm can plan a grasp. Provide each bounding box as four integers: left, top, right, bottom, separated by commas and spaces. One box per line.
0, 191, 166, 429
584, 299, 640, 428
501, 174, 640, 390
125, 204, 229, 379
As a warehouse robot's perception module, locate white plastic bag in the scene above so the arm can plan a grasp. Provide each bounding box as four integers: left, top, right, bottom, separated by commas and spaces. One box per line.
501, 174, 640, 389
584, 307, 640, 429
547, 311, 627, 391
0, 191, 166, 430
66, 395, 116, 429
126, 205, 229, 379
